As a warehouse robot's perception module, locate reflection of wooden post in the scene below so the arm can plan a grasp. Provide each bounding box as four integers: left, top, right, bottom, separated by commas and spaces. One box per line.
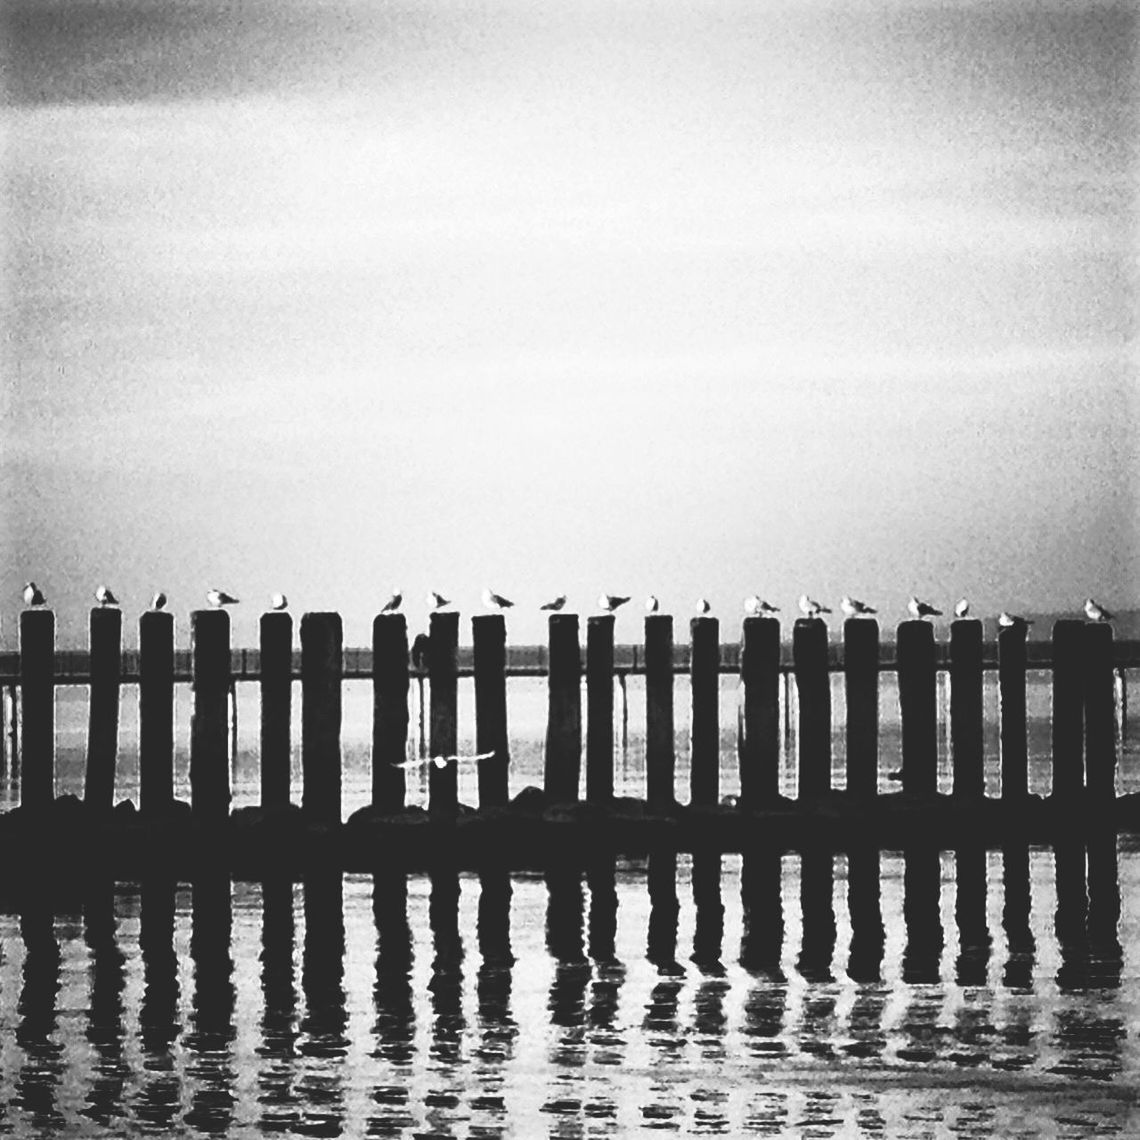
739, 617, 780, 806
372, 614, 409, 812
897, 621, 936, 795
998, 624, 1027, 799
645, 614, 674, 810
1084, 622, 1116, 801
473, 614, 509, 808
949, 620, 983, 798
19, 609, 55, 811
544, 614, 581, 803
84, 607, 122, 812
843, 618, 879, 798
689, 616, 719, 807
428, 611, 459, 815
586, 615, 614, 805
301, 612, 342, 826
1051, 620, 1084, 798
793, 618, 830, 799
191, 610, 230, 822
139, 610, 175, 814
260, 611, 293, 809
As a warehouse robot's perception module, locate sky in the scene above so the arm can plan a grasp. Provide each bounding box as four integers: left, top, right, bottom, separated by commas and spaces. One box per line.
2, 0, 1137, 647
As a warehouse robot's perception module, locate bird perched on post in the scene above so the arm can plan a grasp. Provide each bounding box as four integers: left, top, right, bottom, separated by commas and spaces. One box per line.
798, 595, 831, 618
206, 589, 239, 608
744, 596, 779, 616
483, 588, 514, 610
540, 594, 567, 611
151, 592, 168, 611
598, 594, 630, 613
428, 591, 450, 611
954, 598, 970, 618
907, 596, 942, 619
270, 593, 288, 611
95, 585, 119, 607
1085, 598, 1113, 623
23, 582, 46, 607
695, 598, 712, 615
380, 589, 402, 614
645, 595, 660, 613
998, 611, 1033, 629
840, 596, 876, 618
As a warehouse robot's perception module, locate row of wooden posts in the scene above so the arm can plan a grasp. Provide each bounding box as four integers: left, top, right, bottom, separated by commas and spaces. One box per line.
3, 608, 1125, 824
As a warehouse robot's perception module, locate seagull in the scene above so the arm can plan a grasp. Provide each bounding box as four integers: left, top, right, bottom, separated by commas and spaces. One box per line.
907, 596, 942, 619
840, 596, 876, 617
428, 591, 451, 610
483, 588, 514, 610
151, 592, 168, 611
998, 611, 1033, 629
380, 589, 402, 614
394, 750, 496, 771
598, 594, 631, 613
1085, 598, 1113, 623
270, 593, 288, 611
695, 598, 712, 615
206, 589, 239, 608
745, 597, 780, 616
540, 594, 567, 611
95, 585, 119, 607
954, 598, 970, 618
798, 595, 831, 618
645, 595, 660, 613
23, 582, 46, 607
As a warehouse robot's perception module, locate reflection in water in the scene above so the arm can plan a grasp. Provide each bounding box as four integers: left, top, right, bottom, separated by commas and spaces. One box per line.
1002, 844, 1035, 991
82, 881, 127, 1128
138, 877, 181, 1128
845, 846, 887, 1060
258, 876, 299, 1134
741, 849, 787, 1064
899, 847, 945, 1066
15, 898, 63, 1134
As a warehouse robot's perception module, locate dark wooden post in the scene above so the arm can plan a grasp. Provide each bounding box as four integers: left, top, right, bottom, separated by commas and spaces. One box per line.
473, 614, 509, 809
585, 615, 615, 805
301, 612, 342, 826
84, 606, 122, 812
544, 614, 581, 803
1084, 622, 1116, 802
19, 609, 55, 811
843, 618, 879, 798
690, 616, 719, 807
793, 618, 830, 799
897, 620, 937, 795
190, 609, 231, 822
645, 614, 674, 810
260, 611, 293, 810
739, 617, 780, 807
139, 610, 175, 814
372, 614, 409, 812
949, 620, 984, 799
1051, 620, 1084, 799
428, 611, 460, 815
998, 624, 1028, 799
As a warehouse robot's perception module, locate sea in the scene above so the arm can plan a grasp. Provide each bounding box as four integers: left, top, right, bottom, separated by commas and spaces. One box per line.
0, 672, 1138, 1138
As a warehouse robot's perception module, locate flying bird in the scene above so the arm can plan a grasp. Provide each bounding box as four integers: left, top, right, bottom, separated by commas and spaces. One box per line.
23, 582, 46, 607
695, 598, 712, 615
798, 595, 831, 618
394, 749, 496, 771
1084, 598, 1113, 623
428, 591, 451, 610
907, 597, 942, 619
840, 596, 876, 617
206, 589, 239, 608
95, 585, 119, 607
598, 594, 631, 613
151, 592, 168, 612
380, 589, 402, 614
998, 611, 1033, 629
270, 593, 288, 611
954, 598, 970, 618
483, 588, 514, 610
645, 595, 660, 613
540, 594, 567, 611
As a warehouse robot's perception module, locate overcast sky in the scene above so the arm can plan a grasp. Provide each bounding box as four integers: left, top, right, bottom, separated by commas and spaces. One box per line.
2, 0, 1136, 646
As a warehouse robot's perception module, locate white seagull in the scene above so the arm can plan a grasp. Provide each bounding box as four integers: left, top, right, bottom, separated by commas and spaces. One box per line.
380, 589, 402, 614
954, 598, 970, 618
695, 598, 712, 615
798, 595, 832, 618
907, 596, 942, 619
598, 594, 631, 613
95, 585, 119, 607
151, 592, 168, 611
840, 596, 876, 618
998, 611, 1033, 629
270, 593, 288, 611
206, 589, 239, 608
645, 595, 660, 614
428, 591, 451, 610
540, 594, 567, 611
1084, 598, 1113, 623
394, 749, 496, 771
23, 582, 46, 607
483, 588, 514, 610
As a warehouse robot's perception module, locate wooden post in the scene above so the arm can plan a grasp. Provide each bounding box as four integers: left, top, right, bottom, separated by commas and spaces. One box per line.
1051, 620, 1084, 799
585, 615, 615, 805
998, 624, 1028, 799
1084, 622, 1116, 802
792, 618, 830, 799
897, 620, 937, 795
190, 609, 231, 821
260, 611, 293, 810
843, 619, 879, 798
428, 611, 459, 815
139, 610, 175, 814
301, 612, 343, 826
372, 614, 409, 812
544, 614, 581, 803
84, 606, 122, 812
645, 614, 674, 810
949, 620, 984, 799
689, 616, 719, 807
473, 614, 510, 809
739, 617, 780, 807
19, 609, 55, 811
